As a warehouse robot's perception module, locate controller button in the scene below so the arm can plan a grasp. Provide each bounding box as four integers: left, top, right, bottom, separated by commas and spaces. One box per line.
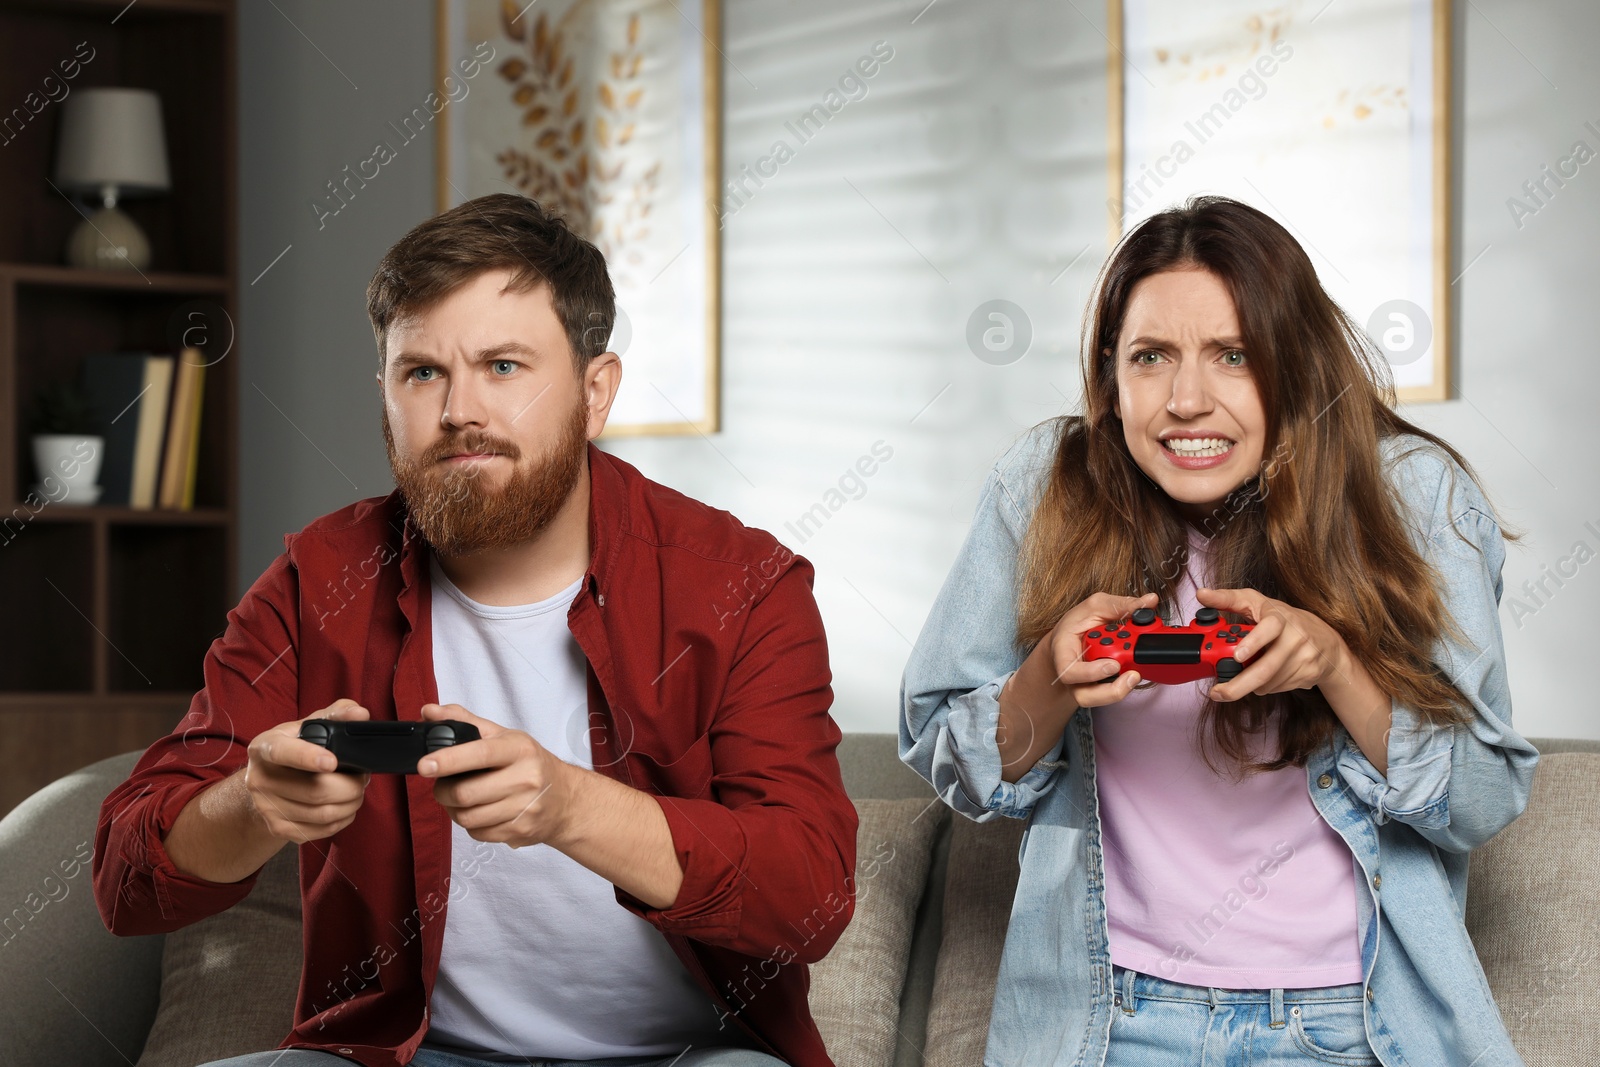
1115, 630, 1130, 639
1195, 607, 1219, 625
1122, 642, 1130, 650
1228, 624, 1242, 634
1088, 630, 1101, 639
426, 724, 457, 746
301, 721, 330, 742
1216, 658, 1242, 681
1099, 638, 1114, 646
1131, 608, 1157, 626
1205, 642, 1212, 650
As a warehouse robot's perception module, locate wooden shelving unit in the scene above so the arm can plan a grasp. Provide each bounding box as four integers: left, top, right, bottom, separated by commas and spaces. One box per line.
0, 0, 237, 814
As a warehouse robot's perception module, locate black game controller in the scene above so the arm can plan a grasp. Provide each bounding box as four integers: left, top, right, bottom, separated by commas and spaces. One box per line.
298, 719, 481, 774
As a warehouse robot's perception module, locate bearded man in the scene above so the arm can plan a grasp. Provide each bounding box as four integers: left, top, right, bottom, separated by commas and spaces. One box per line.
93, 194, 857, 1067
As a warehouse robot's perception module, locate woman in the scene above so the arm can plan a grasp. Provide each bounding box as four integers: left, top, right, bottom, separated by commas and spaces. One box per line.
900, 196, 1536, 1067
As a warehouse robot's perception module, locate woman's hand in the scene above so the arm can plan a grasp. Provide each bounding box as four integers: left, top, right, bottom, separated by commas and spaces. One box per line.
997, 591, 1158, 781
1195, 587, 1350, 702
1042, 591, 1162, 705
1196, 587, 1393, 773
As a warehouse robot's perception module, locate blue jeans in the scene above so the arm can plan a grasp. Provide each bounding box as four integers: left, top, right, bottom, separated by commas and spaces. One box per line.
203, 1047, 784, 1067
1105, 966, 1379, 1066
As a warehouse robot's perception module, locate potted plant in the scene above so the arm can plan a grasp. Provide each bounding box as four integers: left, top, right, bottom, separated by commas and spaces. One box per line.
29, 380, 104, 504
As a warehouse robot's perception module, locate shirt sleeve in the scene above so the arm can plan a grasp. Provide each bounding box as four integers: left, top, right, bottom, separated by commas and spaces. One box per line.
1335, 452, 1539, 852
900, 424, 1066, 822
94, 544, 304, 935
617, 558, 858, 965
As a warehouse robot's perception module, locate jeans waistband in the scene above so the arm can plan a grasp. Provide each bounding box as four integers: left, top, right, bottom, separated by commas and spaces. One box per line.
1112, 964, 1366, 1005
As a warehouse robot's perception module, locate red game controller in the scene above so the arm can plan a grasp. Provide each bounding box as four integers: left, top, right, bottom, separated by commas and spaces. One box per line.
1081, 606, 1253, 684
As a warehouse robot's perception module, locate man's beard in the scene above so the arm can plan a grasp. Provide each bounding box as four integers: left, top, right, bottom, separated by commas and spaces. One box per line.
382, 398, 590, 557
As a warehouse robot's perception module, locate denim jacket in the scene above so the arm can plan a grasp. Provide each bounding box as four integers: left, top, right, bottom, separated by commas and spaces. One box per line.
900, 417, 1539, 1067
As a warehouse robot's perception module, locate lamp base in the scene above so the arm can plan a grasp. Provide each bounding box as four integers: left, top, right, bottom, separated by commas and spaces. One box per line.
66, 204, 151, 271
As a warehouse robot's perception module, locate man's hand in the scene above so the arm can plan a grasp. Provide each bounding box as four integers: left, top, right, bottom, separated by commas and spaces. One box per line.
416, 702, 576, 849
165, 698, 373, 883
243, 698, 373, 844
416, 702, 684, 907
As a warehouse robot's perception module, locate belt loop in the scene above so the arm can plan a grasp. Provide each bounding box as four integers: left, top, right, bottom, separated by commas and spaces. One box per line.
1121, 967, 1137, 1016
1270, 987, 1286, 1029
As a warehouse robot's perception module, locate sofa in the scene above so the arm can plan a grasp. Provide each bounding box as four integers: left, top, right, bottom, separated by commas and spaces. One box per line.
2, 734, 1596, 1067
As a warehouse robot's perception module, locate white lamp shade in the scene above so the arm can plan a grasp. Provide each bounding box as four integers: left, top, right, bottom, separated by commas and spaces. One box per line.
55, 88, 170, 195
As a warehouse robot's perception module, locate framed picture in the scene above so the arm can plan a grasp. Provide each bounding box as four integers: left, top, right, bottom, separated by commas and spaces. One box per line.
1108, 0, 1452, 401
436, 0, 723, 434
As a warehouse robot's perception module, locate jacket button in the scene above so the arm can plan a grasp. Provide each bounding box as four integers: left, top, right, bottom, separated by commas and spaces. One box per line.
1317, 773, 1333, 788
1372, 873, 1382, 890
1366, 987, 1374, 1002
597, 593, 606, 607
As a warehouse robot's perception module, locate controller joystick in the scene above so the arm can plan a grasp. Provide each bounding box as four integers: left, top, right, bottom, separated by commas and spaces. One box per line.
298, 719, 481, 774
425, 723, 472, 752
1083, 609, 1254, 686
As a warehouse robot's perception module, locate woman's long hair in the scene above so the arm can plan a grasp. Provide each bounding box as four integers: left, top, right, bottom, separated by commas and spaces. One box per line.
1017, 195, 1520, 773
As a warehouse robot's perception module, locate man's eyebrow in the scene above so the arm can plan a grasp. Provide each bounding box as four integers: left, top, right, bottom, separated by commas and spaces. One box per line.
389, 341, 540, 370
474, 340, 540, 361
389, 351, 429, 371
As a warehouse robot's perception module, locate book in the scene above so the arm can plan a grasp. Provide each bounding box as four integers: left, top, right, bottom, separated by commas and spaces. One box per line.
180, 363, 205, 508
81, 351, 159, 506
158, 348, 205, 509
127, 356, 174, 509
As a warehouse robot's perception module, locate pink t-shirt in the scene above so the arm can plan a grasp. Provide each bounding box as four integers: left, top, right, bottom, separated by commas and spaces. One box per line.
1092, 525, 1365, 989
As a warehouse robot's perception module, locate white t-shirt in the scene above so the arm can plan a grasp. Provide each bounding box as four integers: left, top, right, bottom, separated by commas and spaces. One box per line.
424, 555, 726, 1060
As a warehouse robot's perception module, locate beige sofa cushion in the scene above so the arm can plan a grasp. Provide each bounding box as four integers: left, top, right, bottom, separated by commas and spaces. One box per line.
1467, 751, 1600, 1066
922, 816, 1024, 1067
810, 798, 947, 1067
135, 844, 301, 1067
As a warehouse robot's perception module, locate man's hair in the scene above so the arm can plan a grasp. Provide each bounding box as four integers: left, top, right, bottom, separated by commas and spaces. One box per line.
366, 192, 615, 373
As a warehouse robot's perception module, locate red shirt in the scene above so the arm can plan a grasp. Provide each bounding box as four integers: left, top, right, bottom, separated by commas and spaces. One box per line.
94, 445, 858, 1067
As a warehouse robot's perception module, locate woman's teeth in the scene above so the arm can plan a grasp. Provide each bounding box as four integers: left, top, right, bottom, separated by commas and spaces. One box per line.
1162, 437, 1233, 457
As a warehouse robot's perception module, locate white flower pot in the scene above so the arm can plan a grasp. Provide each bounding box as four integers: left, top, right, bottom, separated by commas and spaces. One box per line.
32, 434, 104, 491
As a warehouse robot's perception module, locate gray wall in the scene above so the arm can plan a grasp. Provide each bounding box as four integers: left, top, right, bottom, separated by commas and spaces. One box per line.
238, 0, 436, 562
239, 0, 1600, 740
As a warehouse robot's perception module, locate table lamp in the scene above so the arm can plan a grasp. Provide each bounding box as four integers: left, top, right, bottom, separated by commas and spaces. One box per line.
54, 88, 171, 271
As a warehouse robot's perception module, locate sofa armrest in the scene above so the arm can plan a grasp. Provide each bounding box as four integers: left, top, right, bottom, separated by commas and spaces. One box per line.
0, 751, 165, 1067
1467, 749, 1600, 1062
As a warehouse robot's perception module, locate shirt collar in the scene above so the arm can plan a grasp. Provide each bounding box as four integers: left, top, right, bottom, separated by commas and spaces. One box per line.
583, 442, 627, 601
393, 491, 428, 632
